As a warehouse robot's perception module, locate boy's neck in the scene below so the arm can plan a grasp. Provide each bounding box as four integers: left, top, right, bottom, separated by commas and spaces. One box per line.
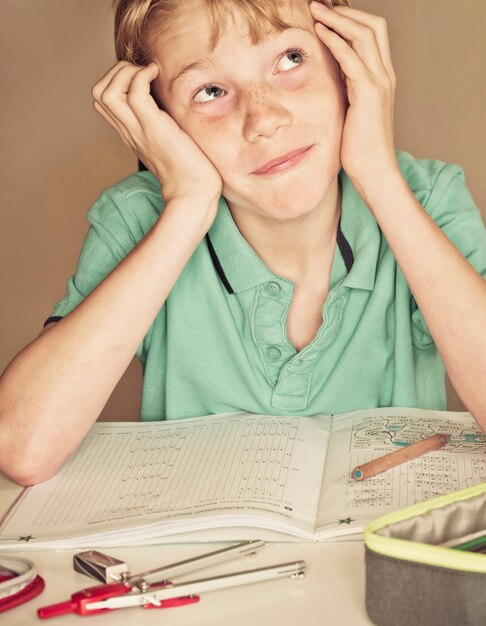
227, 176, 342, 285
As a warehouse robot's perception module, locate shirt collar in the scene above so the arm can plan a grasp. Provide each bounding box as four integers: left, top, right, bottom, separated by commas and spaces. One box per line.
206, 167, 381, 294
338, 167, 381, 291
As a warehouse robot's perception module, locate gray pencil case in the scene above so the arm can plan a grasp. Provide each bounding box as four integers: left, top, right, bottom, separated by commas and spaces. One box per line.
364, 482, 486, 626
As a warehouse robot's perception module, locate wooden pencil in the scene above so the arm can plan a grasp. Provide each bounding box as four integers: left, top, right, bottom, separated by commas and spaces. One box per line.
351, 433, 449, 481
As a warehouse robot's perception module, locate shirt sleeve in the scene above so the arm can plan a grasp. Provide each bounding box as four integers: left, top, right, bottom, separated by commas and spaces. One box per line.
410, 162, 486, 348
44, 184, 161, 364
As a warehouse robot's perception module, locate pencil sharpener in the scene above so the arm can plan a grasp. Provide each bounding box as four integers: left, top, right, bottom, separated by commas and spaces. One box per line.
73, 550, 129, 583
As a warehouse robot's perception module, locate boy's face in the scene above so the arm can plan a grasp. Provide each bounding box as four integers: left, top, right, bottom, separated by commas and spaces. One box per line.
151, 0, 346, 221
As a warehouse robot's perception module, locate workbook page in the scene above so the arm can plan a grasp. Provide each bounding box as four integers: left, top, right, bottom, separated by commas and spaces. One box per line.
0, 412, 331, 547
315, 408, 486, 539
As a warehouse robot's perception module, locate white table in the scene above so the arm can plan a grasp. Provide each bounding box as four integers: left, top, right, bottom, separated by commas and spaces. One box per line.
0, 474, 374, 626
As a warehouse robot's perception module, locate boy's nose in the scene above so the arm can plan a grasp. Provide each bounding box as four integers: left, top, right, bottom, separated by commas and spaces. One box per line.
242, 85, 292, 141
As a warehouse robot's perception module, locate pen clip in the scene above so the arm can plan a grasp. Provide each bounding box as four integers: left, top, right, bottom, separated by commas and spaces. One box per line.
143, 594, 200, 609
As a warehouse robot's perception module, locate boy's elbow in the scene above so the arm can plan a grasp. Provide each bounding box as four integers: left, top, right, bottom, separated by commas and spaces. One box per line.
1, 467, 37, 487
0, 423, 61, 486
0, 456, 58, 487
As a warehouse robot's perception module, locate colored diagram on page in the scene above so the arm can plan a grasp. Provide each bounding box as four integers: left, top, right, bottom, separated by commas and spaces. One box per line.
345, 414, 486, 510
349, 415, 486, 454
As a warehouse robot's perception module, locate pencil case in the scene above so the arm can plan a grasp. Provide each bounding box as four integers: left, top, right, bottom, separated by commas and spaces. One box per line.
364, 481, 486, 626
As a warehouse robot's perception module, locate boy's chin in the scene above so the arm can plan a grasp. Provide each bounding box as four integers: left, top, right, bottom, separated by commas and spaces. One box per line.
248, 193, 331, 222
264, 182, 333, 213
258, 204, 322, 222
224, 169, 336, 220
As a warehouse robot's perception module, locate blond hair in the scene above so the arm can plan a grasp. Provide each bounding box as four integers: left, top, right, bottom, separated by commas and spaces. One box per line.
113, 0, 351, 65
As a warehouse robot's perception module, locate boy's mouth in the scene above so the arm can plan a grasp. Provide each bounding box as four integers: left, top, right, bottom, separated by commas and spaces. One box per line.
252, 145, 314, 175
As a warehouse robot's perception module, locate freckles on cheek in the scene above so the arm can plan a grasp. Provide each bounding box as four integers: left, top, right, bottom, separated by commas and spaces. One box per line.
285, 58, 339, 111
194, 116, 228, 143
296, 77, 339, 119
186, 116, 229, 160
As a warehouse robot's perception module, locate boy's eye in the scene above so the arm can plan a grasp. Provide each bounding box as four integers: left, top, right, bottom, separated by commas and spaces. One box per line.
281, 48, 305, 69
191, 48, 307, 105
193, 85, 223, 103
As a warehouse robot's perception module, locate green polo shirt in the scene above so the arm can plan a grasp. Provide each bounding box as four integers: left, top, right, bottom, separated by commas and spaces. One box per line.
45, 150, 486, 420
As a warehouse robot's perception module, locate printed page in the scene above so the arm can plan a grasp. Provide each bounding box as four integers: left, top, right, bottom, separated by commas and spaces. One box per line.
0, 412, 331, 547
315, 408, 486, 539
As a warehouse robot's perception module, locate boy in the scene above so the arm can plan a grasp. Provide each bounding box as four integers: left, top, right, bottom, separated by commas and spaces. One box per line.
0, 0, 485, 486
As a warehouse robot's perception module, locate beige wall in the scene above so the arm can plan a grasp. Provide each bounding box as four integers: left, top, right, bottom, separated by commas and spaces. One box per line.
1, 0, 485, 420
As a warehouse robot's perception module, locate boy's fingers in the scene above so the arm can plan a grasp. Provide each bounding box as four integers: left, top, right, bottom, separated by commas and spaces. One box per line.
91, 61, 142, 141
90, 60, 133, 102
315, 26, 364, 83
94, 80, 141, 147
124, 64, 166, 132
332, 7, 395, 127
91, 61, 165, 157
92, 100, 136, 151
310, 4, 386, 77
333, 7, 396, 84
95, 71, 145, 143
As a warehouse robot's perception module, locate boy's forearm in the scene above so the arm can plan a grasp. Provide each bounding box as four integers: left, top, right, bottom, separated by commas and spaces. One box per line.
354, 169, 486, 429
0, 195, 219, 485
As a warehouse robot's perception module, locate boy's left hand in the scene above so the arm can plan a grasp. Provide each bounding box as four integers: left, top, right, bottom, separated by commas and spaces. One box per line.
310, 2, 399, 189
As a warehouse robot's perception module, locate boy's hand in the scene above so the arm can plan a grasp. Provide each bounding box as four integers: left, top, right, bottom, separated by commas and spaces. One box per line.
91, 61, 223, 204
310, 2, 399, 190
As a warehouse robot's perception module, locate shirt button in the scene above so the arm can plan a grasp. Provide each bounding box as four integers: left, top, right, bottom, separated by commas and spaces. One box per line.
264, 281, 281, 296
294, 358, 304, 367
266, 346, 282, 361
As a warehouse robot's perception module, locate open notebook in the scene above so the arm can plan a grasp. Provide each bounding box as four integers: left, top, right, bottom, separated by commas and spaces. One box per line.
1, 408, 485, 549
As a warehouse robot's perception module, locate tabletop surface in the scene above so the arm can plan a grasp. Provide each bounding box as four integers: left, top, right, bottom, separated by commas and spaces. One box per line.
0, 473, 375, 626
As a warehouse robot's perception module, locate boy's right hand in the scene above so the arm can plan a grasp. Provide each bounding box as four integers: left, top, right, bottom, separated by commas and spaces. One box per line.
91, 61, 223, 207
